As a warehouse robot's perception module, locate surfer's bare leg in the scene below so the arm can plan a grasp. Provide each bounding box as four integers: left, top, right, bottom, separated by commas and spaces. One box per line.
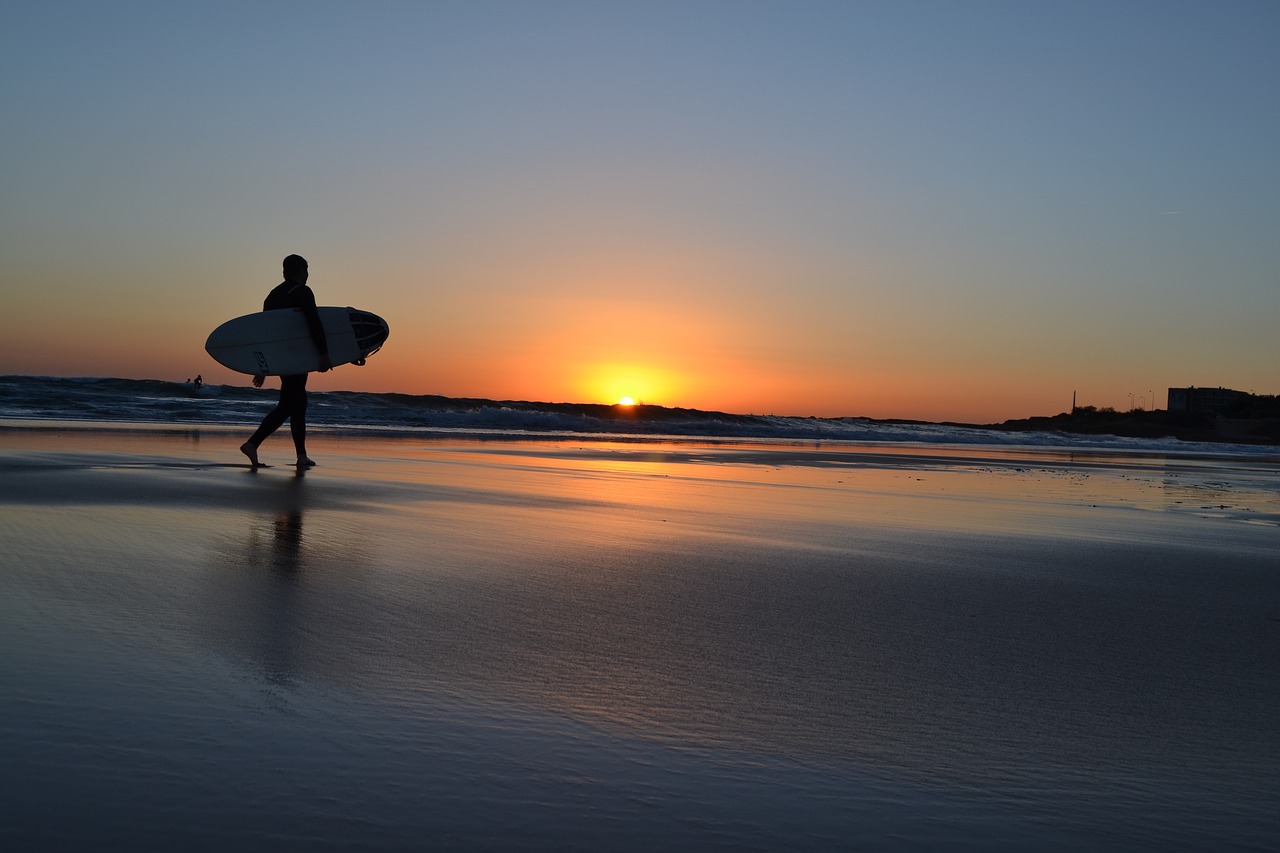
284, 374, 311, 466
244, 374, 306, 467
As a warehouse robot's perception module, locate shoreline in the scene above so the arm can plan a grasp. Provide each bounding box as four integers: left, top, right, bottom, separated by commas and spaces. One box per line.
4, 421, 1278, 529
4, 416, 1278, 463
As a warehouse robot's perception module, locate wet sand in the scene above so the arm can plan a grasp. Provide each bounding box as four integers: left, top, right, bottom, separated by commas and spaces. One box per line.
2, 425, 1279, 850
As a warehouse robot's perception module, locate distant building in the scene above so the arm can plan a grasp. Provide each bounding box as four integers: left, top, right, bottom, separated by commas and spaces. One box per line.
1167, 386, 1250, 415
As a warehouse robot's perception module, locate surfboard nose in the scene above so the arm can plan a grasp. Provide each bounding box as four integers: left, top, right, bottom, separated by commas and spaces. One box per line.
348, 309, 389, 355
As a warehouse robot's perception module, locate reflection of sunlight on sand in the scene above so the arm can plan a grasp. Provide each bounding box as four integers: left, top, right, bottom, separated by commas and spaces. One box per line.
4, 428, 1278, 773
360, 440, 1280, 548
256, 438, 1279, 753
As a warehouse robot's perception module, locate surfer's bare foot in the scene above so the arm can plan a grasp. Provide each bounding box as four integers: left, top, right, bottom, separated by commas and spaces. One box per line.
296, 457, 316, 468
240, 442, 261, 467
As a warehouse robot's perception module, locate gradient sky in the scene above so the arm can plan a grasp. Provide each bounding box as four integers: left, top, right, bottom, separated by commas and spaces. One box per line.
3, 1, 1277, 422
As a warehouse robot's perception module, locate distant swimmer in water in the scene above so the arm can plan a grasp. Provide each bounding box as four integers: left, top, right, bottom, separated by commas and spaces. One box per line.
193, 375, 203, 389
240, 254, 332, 468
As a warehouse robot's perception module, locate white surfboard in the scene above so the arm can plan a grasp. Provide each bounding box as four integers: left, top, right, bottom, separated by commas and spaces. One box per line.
205, 307, 389, 376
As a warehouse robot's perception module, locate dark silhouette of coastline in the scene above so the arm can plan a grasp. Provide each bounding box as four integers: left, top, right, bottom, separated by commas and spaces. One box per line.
979, 402, 1280, 445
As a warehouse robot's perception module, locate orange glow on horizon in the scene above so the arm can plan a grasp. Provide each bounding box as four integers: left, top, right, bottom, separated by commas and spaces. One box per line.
0, 255, 1197, 425
577, 362, 685, 409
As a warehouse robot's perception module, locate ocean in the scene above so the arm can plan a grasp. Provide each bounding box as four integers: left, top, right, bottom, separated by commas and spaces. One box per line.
0, 374, 1267, 454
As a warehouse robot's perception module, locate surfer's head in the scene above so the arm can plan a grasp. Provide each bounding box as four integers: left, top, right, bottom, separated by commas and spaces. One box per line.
282, 254, 308, 283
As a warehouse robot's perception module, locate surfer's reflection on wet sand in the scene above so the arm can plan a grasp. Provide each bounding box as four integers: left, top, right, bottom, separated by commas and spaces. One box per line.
203, 471, 319, 686
267, 470, 308, 575
270, 508, 305, 573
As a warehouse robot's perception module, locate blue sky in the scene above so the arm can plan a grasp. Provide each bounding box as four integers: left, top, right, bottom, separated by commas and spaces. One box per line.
3, 1, 1277, 420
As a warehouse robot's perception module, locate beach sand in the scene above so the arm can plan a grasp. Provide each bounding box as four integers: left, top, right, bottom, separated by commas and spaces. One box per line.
2, 424, 1278, 850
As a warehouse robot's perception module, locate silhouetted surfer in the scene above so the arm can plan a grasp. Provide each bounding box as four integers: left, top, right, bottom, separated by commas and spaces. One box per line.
241, 254, 332, 468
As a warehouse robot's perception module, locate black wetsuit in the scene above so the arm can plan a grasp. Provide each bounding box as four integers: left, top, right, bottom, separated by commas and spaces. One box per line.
246, 282, 330, 457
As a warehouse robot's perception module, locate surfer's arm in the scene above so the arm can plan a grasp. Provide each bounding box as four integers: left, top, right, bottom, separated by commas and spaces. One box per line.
297, 287, 332, 369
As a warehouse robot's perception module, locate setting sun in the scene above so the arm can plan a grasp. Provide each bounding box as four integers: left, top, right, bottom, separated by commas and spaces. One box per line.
578, 363, 681, 409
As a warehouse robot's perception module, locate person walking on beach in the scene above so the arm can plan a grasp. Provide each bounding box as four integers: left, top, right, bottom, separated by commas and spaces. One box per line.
241, 254, 332, 468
